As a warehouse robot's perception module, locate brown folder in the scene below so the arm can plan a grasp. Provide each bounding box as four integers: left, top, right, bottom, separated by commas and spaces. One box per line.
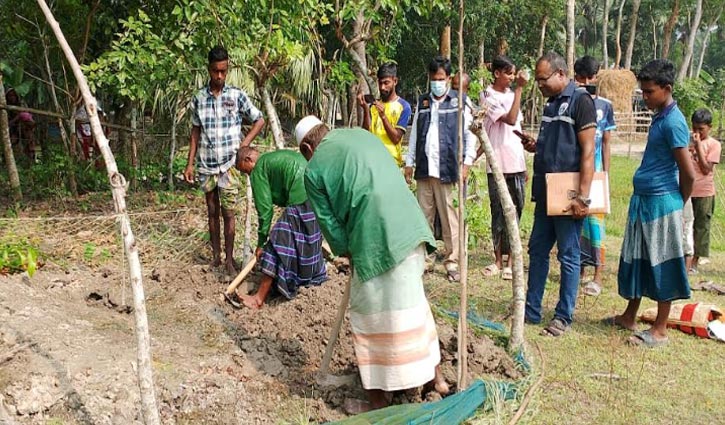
545, 172, 610, 216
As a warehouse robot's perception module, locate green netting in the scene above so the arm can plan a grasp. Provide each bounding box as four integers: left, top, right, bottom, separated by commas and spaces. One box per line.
329, 379, 518, 425
329, 312, 529, 425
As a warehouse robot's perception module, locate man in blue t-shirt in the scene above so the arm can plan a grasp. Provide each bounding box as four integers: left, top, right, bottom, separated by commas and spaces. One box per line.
608, 60, 695, 348
517, 52, 597, 337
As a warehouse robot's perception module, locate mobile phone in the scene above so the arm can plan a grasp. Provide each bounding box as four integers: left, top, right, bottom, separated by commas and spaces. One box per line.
513, 129, 528, 140
583, 84, 597, 95
364, 94, 375, 104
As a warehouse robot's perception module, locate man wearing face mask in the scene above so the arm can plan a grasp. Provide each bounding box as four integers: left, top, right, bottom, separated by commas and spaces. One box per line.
358, 63, 412, 166
405, 55, 478, 282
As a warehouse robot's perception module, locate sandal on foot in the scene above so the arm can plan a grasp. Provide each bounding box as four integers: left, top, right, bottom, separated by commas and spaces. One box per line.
501, 267, 513, 280
581, 281, 602, 297
482, 264, 500, 277
628, 329, 668, 348
601, 316, 637, 331
540, 318, 570, 337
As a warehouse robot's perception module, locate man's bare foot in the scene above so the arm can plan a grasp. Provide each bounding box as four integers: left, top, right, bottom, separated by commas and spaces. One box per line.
603, 315, 637, 331
239, 294, 263, 310
424, 367, 450, 396
343, 398, 372, 415
210, 256, 222, 268
225, 261, 238, 276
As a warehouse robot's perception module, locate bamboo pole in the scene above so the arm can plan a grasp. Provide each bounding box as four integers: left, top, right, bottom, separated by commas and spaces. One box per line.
260, 86, 285, 149
455, 0, 469, 392
0, 75, 22, 201
470, 112, 526, 353
35, 1, 160, 423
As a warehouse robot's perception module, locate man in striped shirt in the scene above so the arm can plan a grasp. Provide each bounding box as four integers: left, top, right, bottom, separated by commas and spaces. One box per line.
184, 46, 265, 276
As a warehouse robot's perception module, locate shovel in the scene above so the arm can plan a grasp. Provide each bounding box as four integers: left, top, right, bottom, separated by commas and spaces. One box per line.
316, 266, 356, 387
220, 257, 257, 307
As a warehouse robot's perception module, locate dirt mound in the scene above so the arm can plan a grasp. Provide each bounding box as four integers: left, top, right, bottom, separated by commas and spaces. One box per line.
222, 267, 523, 410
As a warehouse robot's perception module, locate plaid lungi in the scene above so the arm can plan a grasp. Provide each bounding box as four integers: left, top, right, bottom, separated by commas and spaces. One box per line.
260, 202, 327, 299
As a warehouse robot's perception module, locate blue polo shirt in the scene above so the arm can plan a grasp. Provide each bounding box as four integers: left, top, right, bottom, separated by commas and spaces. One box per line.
633, 102, 689, 196
532, 81, 597, 202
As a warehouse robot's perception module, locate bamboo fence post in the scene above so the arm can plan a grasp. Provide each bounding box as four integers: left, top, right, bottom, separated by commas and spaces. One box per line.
470, 111, 526, 353
0, 75, 22, 201
455, 0, 469, 392
242, 175, 254, 266
35, 1, 161, 423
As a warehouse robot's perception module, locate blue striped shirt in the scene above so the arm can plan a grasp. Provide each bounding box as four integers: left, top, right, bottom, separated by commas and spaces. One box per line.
191, 84, 263, 175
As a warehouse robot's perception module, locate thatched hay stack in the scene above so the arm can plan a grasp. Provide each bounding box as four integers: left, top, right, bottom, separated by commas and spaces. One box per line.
597, 69, 637, 114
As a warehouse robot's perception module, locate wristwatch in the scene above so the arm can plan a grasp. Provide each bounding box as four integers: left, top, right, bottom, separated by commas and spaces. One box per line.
577, 195, 592, 206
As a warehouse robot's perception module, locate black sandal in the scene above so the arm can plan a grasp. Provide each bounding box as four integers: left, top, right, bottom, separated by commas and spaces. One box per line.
540, 318, 570, 337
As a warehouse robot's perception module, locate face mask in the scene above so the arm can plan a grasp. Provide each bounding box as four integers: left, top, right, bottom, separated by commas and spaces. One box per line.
430, 80, 447, 97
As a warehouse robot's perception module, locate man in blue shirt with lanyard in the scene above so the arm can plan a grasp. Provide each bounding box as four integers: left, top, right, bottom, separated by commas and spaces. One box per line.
516, 52, 597, 337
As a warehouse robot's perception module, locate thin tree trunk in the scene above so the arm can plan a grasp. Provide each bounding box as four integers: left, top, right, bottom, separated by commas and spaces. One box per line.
623, 0, 641, 69
695, 6, 723, 78
339, 11, 379, 100
35, 2, 161, 424
678, 0, 703, 82
168, 104, 177, 191
0, 75, 22, 201
614, 0, 626, 68
440, 25, 451, 59
77, 0, 100, 65
131, 105, 138, 191
566, 0, 576, 77
652, 16, 658, 60
260, 86, 284, 149
478, 40, 485, 90
340, 89, 349, 127
68, 114, 79, 195
602, 0, 610, 68
41, 31, 77, 196
455, 0, 468, 392
470, 114, 525, 353
531, 15, 549, 127
662, 0, 680, 59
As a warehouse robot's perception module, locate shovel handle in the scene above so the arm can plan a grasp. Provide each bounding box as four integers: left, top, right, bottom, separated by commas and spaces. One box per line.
224, 257, 257, 295
318, 271, 352, 377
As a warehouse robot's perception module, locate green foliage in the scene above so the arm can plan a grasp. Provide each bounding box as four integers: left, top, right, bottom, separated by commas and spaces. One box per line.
674, 70, 715, 124
0, 239, 40, 277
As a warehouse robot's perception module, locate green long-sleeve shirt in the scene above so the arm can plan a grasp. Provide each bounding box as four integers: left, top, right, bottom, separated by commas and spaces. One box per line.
304, 128, 435, 283
250, 150, 308, 247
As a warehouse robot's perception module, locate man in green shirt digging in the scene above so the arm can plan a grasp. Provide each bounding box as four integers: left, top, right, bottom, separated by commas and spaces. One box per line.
296, 115, 448, 413
227, 147, 327, 309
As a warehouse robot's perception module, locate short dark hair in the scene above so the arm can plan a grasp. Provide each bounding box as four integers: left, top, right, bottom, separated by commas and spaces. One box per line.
538, 51, 568, 74
574, 56, 600, 78
491, 55, 515, 73
377, 62, 398, 79
692, 108, 713, 126
637, 59, 675, 87
208, 46, 229, 64
428, 55, 452, 76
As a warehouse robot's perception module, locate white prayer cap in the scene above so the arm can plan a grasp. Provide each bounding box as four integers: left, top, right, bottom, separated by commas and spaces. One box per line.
295, 115, 323, 144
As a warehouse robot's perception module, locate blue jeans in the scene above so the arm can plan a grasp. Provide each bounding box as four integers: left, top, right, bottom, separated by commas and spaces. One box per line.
525, 205, 583, 325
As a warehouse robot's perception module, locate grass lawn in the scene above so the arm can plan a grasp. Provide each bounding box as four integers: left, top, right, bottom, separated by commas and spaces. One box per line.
426, 152, 725, 424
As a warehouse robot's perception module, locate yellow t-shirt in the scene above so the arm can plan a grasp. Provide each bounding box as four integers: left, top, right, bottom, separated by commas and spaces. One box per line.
370, 97, 412, 166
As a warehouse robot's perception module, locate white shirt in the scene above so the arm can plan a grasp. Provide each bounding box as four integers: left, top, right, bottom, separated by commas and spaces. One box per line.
406, 90, 477, 177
